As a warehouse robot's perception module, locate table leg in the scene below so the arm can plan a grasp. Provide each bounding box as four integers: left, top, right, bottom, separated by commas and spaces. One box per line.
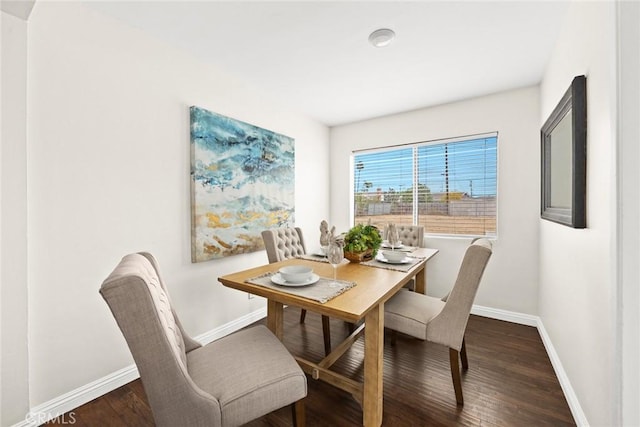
363, 304, 384, 426
267, 300, 284, 340
414, 266, 427, 295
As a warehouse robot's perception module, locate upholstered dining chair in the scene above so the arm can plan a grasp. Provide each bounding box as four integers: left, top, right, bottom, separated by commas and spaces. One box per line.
384, 224, 424, 248
100, 252, 307, 427
384, 225, 425, 290
384, 238, 492, 406
261, 227, 332, 356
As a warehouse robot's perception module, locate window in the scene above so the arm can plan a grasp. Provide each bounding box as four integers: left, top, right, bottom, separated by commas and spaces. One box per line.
353, 133, 497, 237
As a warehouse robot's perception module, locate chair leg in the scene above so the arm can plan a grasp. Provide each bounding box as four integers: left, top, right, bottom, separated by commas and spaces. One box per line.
449, 348, 464, 406
460, 337, 469, 371
299, 311, 330, 355
347, 321, 355, 334
292, 398, 306, 427
322, 315, 331, 355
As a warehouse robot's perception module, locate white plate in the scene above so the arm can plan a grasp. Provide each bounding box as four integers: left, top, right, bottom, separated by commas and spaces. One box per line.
376, 254, 412, 264
382, 242, 404, 249
313, 251, 327, 257
271, 273, 320, 287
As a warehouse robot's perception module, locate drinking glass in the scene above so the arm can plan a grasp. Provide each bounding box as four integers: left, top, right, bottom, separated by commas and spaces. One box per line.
327, 243, 344, 288
388, 226, 400, 249
320, 245, 329, 257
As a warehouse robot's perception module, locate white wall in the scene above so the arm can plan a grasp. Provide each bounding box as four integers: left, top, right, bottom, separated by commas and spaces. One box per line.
539, 2, 616, 426
330, 87, 540, 315
26, 2, 329, 407
1, 11, 30, 426
617, 2, 640, 425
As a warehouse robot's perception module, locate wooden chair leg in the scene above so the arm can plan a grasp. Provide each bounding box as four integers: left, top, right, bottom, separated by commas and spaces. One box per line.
292, 398, 306, 427
299, 309, 307, 324
322, 315, 331, 355
460, 337, 469, 371
346, 321, 355, 334
449, 348, 464, 406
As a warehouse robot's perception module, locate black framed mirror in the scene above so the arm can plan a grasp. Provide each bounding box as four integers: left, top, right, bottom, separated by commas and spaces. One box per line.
541, 75, 587, 228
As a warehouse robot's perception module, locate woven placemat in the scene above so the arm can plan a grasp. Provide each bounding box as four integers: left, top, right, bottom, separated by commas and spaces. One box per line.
361, 255, 424, 272
297, 254, 330, 263
246, 271, 356, 303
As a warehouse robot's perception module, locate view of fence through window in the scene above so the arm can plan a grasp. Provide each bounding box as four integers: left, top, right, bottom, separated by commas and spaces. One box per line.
353, 134, 498, 237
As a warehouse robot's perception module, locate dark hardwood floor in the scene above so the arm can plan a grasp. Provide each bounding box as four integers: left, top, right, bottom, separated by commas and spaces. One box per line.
44, 310, 575, 426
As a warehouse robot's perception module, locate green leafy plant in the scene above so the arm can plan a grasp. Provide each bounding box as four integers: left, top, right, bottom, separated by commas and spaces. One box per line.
343, 223, 382, 256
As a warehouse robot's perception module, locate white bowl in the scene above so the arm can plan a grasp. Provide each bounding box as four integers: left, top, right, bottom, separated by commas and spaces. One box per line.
382, 250, 406, 263
278, 266, 313, 283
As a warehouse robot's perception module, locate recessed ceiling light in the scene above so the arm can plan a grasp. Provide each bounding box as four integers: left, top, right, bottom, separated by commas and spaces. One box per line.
368, 28, 395, 48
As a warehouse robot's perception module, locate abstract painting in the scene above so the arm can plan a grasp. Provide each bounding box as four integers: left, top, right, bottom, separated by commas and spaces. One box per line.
190, 106, 295, 262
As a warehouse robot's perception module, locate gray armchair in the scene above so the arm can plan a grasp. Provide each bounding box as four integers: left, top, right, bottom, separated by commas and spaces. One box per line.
100, 252, 307, 427
384, 239, 492, 405
261, 227, 332, 356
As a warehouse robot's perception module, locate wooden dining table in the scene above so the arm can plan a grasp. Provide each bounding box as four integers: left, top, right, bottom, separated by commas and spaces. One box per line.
218, 247, 438, 426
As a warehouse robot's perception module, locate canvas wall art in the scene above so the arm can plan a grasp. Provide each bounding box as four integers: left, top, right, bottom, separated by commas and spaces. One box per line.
190, 106, 295, 262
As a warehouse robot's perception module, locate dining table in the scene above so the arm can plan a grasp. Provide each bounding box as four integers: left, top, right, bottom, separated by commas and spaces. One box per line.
218, 247, 439, 426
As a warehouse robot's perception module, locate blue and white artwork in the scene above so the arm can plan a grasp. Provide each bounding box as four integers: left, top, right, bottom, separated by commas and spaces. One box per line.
190, 106, 295, 262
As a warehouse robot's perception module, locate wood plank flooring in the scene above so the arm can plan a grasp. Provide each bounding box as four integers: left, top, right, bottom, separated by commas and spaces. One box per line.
43, 310, 575, 426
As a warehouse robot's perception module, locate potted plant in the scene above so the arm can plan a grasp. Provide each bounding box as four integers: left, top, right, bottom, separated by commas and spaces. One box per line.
343, 222, 382, 263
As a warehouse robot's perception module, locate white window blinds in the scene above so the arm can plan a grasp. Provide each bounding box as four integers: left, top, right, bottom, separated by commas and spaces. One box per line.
353, 133, 497, 237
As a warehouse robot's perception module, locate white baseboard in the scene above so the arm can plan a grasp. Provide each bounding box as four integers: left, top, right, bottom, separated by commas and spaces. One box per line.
22, 365, 139, 427
17, 307, 267, 427
536, 319, 589, 427
17, 305, 588, 427
471, 304, 588, 426
195, 307, 267, 345
471, 304, 539, 326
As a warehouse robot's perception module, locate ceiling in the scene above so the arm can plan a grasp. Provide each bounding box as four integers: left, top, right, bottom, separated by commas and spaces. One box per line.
1, 0, 36, 20
85, 1, 569, 126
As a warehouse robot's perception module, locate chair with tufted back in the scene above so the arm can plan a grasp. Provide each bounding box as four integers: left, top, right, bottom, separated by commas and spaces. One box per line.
261, 227, 332, 356
100, 252, 307, 427
384, 225, 425, 290
262, 227, 308, 263
384, 224, 424, 248
397, 225, 425, 248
